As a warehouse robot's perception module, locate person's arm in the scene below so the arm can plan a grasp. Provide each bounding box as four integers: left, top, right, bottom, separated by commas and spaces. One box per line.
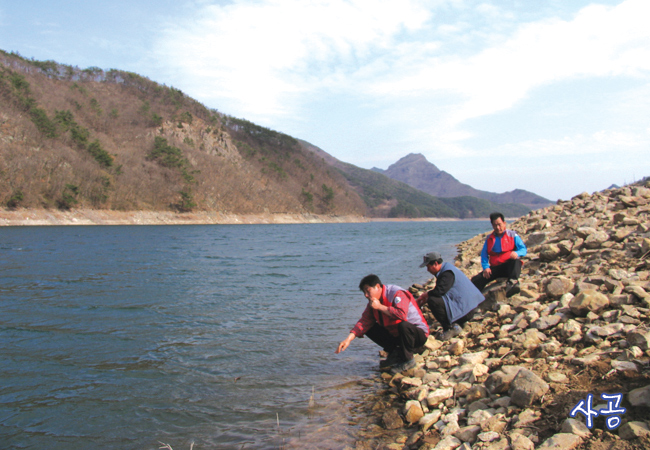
512, 234, 527, 259
370, 290, 410, 321
336, 333, 356, 353
429, 270, 455, 298
339, 305, 375, 354
416, 292, 428, 308
480, 238, 490, 270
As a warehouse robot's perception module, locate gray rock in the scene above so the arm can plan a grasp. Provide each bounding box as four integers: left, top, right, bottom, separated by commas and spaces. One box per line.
459, 351, 489, 366
531, 315, 562, 330
485, 438, 510, 450
569, 290, 610, 316
509, 369, 550, 407
619, 421, 650, 440
571, 353, 601, 366
478, 431, 500, 442
546, 276, 575, 297
485, 366, 522, 394
513, 409, 541, 428
540, 244, 562, 261
382, 408, 404, 430
467, 409, 494, 428
611, 360, 638, 372
588, 323, 625, 337
537, 433, 582, 450
626, 284, 649, 299
427, 387, 455, 408
527, 232, 549, 247
561, 418, 591, 438
420, 409, 442, 432
583, 230, 610, 249
406, 431, 424, 447
628, 385, 650, 407
546, 371, 568, 383
431, 436, 461, 450
454, 425, 481, 443
627, 328, 650, 350
509, 433, 535, 450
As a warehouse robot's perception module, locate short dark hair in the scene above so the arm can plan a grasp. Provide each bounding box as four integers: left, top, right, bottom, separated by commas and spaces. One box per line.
490, 212, 505, 224
359, 274, 382, 291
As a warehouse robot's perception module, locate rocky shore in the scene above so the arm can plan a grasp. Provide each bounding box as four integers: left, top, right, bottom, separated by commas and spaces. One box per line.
350, 181, 650, 450
0, 208, 367, 226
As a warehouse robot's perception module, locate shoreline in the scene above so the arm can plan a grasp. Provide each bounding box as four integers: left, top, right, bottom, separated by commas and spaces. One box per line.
0, 208, 488, 227
0, 209, 367, 226
353, 181, 650, 449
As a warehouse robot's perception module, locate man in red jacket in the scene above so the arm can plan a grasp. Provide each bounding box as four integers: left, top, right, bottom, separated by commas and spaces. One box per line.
336, 274, 429, 374
471, 212, 527, 297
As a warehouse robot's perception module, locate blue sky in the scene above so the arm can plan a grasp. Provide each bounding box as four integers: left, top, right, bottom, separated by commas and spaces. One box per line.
1, 0, 649, 201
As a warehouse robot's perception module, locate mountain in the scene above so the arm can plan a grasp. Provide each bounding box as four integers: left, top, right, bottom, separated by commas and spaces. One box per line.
0, 50, 535, 219
0, 50, 365, 216
300, 141, 532, 219
375, 153, 553, 208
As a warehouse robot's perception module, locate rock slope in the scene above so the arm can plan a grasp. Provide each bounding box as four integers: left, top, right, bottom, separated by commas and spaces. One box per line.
352, 181, 650, 450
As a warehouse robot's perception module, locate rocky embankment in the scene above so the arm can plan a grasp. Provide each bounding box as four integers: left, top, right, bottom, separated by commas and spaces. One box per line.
352, 181, 650, 450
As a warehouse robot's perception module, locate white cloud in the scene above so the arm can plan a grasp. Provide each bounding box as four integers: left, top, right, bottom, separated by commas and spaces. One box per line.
149, 0, 650, 199
492, 129, 649, 158
154, 0, 432, 118
368, 0, 650, 144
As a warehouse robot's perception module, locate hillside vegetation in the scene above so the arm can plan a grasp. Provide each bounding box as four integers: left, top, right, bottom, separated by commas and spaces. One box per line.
0, 51, 365, 216
300, 141, 532, 219
1, 50, 535, 219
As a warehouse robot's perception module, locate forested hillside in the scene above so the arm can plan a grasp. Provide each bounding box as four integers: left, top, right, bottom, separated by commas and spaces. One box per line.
0, 50, 537, 219
0, 51, 365, 216
300, 141, 533, 219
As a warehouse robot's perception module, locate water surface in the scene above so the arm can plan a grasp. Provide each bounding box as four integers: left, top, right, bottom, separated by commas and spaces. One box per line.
0, 221, 488, 449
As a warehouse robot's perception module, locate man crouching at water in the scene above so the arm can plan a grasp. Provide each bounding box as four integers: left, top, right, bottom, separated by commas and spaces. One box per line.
417, 252, 485, 341
335, 274, 429, 374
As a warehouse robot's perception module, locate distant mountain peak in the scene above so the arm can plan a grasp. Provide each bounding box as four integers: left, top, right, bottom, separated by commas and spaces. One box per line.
389, 153, 441, 172
382, 153, 553, 207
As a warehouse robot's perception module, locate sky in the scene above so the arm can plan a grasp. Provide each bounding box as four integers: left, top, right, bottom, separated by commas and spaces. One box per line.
1, 0, 649, 201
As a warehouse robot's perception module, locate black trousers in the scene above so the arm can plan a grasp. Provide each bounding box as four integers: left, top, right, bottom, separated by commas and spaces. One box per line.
364, 321, 427, 362
471, 259, 522, 292
427, 295, 476, 331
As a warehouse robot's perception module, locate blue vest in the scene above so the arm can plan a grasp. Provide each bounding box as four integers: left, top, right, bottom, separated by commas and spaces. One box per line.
439, 262, 485, 323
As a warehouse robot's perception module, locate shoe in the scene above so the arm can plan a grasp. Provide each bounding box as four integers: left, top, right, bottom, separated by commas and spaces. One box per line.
389, 358, 417, 375
435, 323, 462, 341
379, 349, 402, 369
506, 280, 520, 298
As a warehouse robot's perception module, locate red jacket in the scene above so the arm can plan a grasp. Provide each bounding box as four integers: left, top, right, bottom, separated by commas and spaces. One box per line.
481, 229, 527, 269
351, 284, 429, 338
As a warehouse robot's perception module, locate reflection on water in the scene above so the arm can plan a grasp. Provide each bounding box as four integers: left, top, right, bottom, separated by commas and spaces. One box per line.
0, 221, 487, 449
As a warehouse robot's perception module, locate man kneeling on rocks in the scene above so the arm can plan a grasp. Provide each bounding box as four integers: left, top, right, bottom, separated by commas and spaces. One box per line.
336, 274, 429, 374
471, 212, 527, 297
417, 252, 485, 341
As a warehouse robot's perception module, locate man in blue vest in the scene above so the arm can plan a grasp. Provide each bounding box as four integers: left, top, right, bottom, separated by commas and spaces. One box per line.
336, 274, 429, 374
417, 252, 485, 341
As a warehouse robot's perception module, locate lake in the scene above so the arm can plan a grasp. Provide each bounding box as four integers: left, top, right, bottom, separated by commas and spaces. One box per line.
0, 220, 488, 449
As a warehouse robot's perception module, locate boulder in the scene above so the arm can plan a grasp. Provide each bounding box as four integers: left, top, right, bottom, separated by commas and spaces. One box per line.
628, 385, 650, 407
509, 369, 550, 407
404, 400, 424, 424
485, 366, 521, 394
545, 276, 575, 297
569, 290, 609, 316
619, 421, 650, 440
537, 433, 582, 450
382, 408, 404, 430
